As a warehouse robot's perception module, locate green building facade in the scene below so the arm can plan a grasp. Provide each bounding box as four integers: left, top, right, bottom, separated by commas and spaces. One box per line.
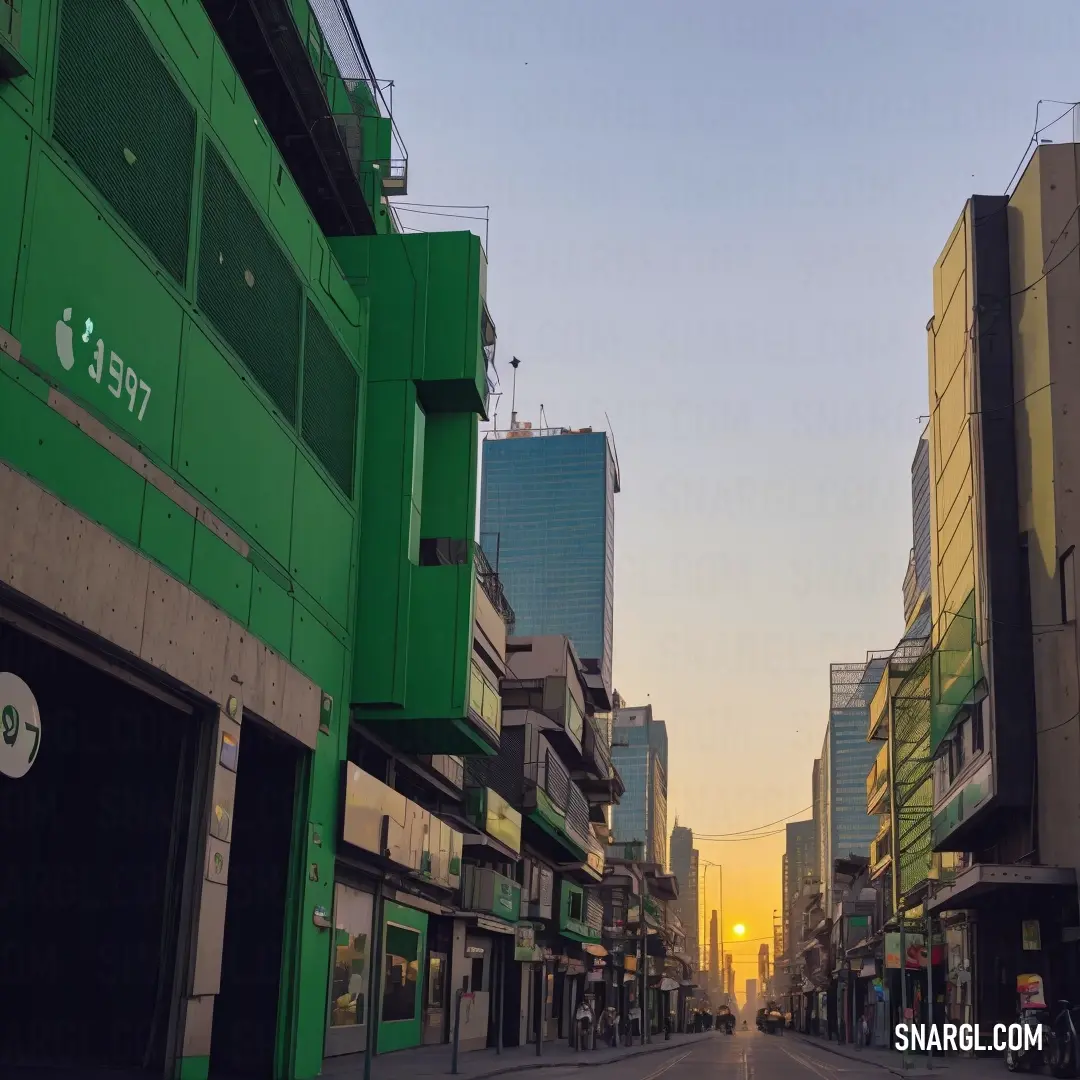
0, 1, 507, 1077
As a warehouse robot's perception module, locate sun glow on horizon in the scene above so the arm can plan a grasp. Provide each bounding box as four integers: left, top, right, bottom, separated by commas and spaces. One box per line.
732, 923, 746, 937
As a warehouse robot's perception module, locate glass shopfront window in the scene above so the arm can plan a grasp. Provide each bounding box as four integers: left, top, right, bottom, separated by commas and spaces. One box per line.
326, 883, 375, 1057
329, 885, 374, 1029
383, 923, 421, 1022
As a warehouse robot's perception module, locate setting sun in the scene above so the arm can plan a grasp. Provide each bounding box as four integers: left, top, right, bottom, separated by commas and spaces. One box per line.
732, 923, 746, 937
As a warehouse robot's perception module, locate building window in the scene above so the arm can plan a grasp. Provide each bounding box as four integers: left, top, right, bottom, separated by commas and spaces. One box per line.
971, 703, 985, 755
329, 885, 374, 1029
1062, 547, 1076, 624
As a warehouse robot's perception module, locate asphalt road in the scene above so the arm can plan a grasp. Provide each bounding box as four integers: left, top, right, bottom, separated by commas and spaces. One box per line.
546, 1030, 897, 1080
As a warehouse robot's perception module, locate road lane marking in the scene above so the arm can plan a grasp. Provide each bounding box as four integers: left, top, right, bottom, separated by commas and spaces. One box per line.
638, 1048, 693, 1080
779, 1045, 840, 1078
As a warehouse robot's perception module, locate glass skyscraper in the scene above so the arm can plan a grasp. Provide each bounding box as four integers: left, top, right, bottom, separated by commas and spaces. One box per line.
479, 429, 618, 696
610, 705, 668, 866
822, 655, 888, 909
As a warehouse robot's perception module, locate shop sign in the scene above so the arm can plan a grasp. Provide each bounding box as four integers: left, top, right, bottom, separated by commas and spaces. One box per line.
884, 932, 945, 969
1018, 973, 1046, 1008
0, 673, 41, 779
1022, 920, 1042, 951
587, 970, 604, 983
465, 944, 485, 958
514, 922, 541, 962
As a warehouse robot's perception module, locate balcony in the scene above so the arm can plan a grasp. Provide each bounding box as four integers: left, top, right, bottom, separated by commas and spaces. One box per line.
464, 785, 522, 857
559, 880, 602, 945
501, 636, 592, 765
465, 725, 591, 868
866, 742, 889, 815
203, 0, 382, 236
341, 763, 463, 891
870, 819, 892, 879
461, 864, 520, 927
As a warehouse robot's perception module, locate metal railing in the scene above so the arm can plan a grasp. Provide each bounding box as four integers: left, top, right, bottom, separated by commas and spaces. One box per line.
475, 542, 515, 632
307, 0, 409, 189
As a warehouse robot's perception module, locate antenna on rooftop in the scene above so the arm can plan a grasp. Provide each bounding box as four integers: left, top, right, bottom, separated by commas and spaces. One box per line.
510, 357, 521, 431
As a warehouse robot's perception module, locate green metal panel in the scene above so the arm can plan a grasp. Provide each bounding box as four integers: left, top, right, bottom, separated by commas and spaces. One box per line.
140, 484, 195, 581
352, 379, 421, 707
174, 1055, 210, 1080
404, 562, 474, 718
0, 370, 146, 545
190, 521, 252, 623
132, 0, 215, 112
249, 567, 293, 658
269, 148, 313, 275
177, 319, 297, 566
290, 452, 353, 628
419, 412, 477, 540
377, 900, 427, 1054
18, 151, 184, 463
0, 98, 29, 328
292, 600, 346, 695
209, 40, 272, 207
330, 232, 487, 412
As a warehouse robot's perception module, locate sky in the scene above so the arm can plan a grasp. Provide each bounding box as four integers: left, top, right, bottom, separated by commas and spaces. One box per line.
354, 0, 1080, 994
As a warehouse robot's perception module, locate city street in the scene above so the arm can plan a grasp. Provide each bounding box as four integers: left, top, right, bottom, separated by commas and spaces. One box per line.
525, 1032, 986, 1080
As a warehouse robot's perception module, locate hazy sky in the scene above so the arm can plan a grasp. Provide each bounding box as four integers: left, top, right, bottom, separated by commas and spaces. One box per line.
355, 0, 1080, 992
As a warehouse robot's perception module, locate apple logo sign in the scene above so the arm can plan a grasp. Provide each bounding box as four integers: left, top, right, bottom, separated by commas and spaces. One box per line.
55, 308, 75, 371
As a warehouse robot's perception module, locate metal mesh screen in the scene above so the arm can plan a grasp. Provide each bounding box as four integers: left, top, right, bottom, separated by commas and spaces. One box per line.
566, 780, 590, 836
198, 142, 302, 422
542, 740, 570, 809
53, 0, 196, 285
301, 301, 359, 496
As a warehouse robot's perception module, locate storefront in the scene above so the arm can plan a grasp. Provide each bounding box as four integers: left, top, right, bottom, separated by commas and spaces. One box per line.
329, 762, 464, 1060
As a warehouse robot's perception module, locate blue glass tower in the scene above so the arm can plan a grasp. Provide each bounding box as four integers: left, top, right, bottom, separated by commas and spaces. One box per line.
479, 429, 618, 699
610, 705, 668, 866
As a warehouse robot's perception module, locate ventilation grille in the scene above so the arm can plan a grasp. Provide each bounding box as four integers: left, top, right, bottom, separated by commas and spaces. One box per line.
53, 0, 195, 284
302, 301, 359, 496
198, 142, 302, 422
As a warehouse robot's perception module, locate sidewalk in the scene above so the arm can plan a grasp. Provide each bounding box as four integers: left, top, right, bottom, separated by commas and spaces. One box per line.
794, 1035, 996, 1078
321, 1030, 715, 1080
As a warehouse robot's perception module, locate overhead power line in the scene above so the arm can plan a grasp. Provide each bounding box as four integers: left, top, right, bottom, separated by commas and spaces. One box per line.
695, 806, 813, 839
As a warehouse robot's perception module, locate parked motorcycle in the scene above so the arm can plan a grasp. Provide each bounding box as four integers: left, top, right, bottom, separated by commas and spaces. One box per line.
1005, 1005, 1050, 1072
1045, 999, 1080, 1077
575, 1000, 594, 1051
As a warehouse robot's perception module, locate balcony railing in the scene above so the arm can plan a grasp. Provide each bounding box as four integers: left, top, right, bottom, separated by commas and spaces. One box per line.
307, 0, 409, 193
475, 542, 515, 632
866, 743, 889, 813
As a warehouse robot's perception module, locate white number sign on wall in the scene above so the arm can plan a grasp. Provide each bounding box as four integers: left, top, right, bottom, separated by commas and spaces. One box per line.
55, 308, 152, 421
0, 672, 41, 779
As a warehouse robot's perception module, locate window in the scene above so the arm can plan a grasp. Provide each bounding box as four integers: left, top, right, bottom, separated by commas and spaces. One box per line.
955, 720, 966, 774
329, 885, 374, 1029
1062, 547, 1076, 624
382, 924, 421, 1022
971, 703, 985, 755
568, 889, 584, 922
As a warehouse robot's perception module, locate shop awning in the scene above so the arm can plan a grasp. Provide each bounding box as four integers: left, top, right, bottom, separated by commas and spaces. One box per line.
928, 863, 1077, 912
561, 927, 602, 945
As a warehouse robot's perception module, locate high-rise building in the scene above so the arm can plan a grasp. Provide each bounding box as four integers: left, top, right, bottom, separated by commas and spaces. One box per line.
745, 978, 758, 1018
479, 426, 619, 705
669, 825, 699, 970
611, 705, 668, 865
822, 655, 889, 910
783, 819, 815, 968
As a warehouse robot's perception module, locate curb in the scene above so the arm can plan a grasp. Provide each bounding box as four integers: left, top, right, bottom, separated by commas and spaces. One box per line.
450, 1035, 713, 1080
